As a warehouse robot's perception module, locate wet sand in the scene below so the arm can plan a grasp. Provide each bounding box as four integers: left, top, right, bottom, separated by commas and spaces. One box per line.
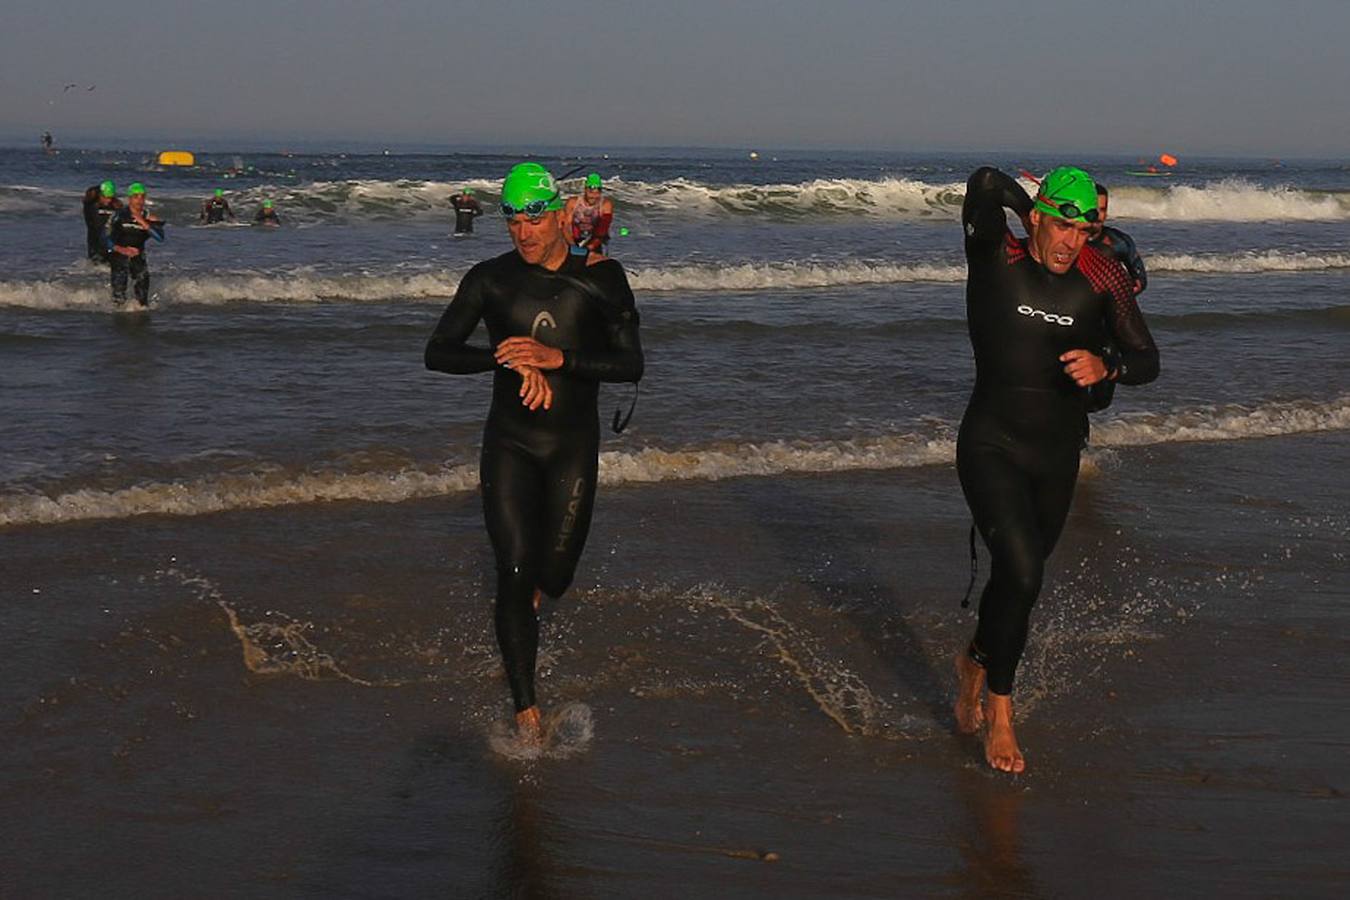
3, 434, 1347, 897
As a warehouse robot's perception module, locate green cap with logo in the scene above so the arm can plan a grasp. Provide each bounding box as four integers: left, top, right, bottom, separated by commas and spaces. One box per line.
127, 182, 146, 195
99, 180, 115, 198
501, 162, 564, 212
262, 199, 273, 209
585, 172, 602, 189
214, 188, 224, 198
1033, 166, 1097, 222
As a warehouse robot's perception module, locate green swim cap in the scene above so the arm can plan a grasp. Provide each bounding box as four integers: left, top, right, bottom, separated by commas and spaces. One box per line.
128, 182, 146, 195
464, 188, 474, 196
1033, 166, 1098, 223
99, 180, 115, 198
214, 188, 224, 198
262, 199, 273, 208
585, 172, 602, 189
500, 162, 563, 213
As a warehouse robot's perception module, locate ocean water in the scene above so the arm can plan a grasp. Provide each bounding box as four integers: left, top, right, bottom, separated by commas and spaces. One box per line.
2, 145, 1347, 897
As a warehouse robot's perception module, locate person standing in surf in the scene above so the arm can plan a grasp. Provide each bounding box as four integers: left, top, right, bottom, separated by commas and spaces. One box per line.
449, 187, 483, 235
425, 162, 644, 743
83, 180, 122, 263
564, 173, 614, 256
105, 182, 165, 308
200, 189, 235, 224
954, 166, 1159, 772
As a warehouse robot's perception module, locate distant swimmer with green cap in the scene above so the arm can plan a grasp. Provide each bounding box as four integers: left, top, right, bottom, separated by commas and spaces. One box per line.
564, 172, 615, 255
425, 161, 644, 745
449, 186, 484, 235
82, 180, 123, 262
105, 182, 165, 308
254, 198, 281, 227
1087, 183, 1147, 297
951, 165, 1159, 772
200, 187, 235, 224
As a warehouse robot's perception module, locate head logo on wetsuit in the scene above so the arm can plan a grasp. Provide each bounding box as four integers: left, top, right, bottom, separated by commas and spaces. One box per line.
530, 310, 557, 339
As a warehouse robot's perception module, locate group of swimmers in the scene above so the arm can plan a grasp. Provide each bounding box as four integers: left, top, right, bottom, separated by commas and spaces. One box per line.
80, 183, 281, 308
447, 171, 615, 256
425, 161, 1158, 774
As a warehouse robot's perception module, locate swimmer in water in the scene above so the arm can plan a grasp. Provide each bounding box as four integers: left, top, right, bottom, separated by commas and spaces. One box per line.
954, 165, 1159, 772
564, 173, 614, 256
254, 199, 281, 227
425, 162, 644, 743
200, 188, 235, 224
83, 180, 122, 263
449, 187, 483, 235
105, 182, 165, 308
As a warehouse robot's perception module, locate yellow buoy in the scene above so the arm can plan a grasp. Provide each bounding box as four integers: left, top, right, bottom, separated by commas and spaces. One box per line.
157, 150, 195, 167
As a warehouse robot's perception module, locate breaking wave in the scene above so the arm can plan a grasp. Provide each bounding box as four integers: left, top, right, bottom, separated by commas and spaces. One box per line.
3, 396, 1345, 528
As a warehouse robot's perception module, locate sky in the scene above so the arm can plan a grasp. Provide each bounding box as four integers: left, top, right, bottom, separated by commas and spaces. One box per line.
2, 0, 1347, 157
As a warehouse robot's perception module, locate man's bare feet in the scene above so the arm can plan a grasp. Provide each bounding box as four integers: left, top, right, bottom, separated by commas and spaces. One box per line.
955, 650, 986, 734
516, 706, 544, 744
532, 589, 543, 612
984, 693, 1025, 773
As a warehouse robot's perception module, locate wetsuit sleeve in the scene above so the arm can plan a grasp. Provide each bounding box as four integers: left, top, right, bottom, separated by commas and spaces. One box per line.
424, 267, 497, 374
963, 167, 1033, 258
1106, 288, 1159, 385
561, 263, 644, 383
1105, 226, 1148, 294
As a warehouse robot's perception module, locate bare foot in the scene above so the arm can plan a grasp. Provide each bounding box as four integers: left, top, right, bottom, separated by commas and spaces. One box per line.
954, 650, 986, 734
532, 589, 543, 612
515, 706, 544, 744
984, 694, 1025, 774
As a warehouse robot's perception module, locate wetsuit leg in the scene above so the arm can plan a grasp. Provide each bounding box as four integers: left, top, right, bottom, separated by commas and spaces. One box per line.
110, 254, 129, 302
958, 421, 1080, 695
87, 227, 105, 261
481, 429, 546, 712
536, 427, 600, 599
130, 256, 150, 306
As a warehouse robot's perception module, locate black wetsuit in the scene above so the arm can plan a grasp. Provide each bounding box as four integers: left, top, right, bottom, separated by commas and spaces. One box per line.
201, 197, 233, 224
82, 188, 121, 262
450, 194, 483, 234
959, 167, 1159, 695
106, 208, 165, 306
1092, 225, 1148, 295
255, 208, 281, 226
425, 250, 643, 711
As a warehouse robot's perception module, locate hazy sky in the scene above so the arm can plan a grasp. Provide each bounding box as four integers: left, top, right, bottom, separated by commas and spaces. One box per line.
3, 0, 1347, 156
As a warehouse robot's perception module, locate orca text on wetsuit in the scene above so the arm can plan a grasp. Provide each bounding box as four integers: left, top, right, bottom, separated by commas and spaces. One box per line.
424, 249, 643, 713
106, 202, 164, 306
958, 166, 1159, 697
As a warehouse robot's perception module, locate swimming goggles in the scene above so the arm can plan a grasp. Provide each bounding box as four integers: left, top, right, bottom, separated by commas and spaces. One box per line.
500, 194, 560, 221
1036, 194, 1101, 223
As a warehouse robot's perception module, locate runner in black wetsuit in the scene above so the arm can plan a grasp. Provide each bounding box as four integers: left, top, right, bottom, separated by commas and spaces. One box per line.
83, 181, 121, 262
449, 188, 483, 235
954, 165, 1159, 773
105, 182, 165, 307
425, 162, 643, 743
1089, 183, 1148, 296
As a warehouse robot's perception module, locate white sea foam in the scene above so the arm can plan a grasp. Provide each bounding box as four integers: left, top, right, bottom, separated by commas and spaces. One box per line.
3, 396, 1346, 528
1109, 178, 1350, 222
16, 174, 1343, 224
1149, 249, 1350, 273
6, 244, 1348, 311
